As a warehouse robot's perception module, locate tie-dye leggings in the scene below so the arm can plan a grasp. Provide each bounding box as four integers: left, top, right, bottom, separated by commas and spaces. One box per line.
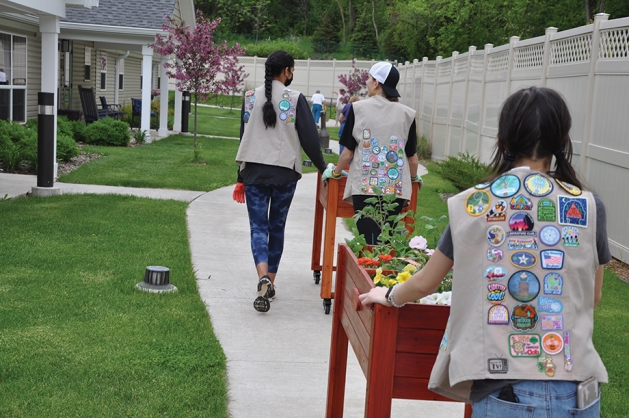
245, 182, 297, 273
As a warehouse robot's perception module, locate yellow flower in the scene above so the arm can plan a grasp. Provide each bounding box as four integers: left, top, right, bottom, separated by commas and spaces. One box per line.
396, 271, 411, 283
387, 279, 398, 287
374, 268, 384, 285
403, 264, 417, 274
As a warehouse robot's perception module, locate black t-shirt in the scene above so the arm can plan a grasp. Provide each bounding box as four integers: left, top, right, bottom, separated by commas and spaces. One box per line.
338, 105, 417, 158
436, 191, 610, 402
237, 93, 327, 184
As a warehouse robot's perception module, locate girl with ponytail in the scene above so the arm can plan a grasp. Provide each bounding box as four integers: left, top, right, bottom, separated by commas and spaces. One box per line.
359, 87, 611, 415
233, 50, 327, 313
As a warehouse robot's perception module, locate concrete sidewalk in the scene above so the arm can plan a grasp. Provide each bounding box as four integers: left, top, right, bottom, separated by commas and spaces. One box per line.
0, 157, 465, 417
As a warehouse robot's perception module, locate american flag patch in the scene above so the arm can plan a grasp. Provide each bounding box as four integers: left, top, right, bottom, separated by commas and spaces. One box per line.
541, 250, 564, 269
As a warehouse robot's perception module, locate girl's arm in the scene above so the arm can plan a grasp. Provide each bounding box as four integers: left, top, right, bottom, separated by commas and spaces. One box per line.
594, 265, 605, 308
358, 249, 454, 307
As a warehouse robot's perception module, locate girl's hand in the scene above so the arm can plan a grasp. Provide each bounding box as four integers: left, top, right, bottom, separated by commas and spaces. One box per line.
358, 287, 391, 308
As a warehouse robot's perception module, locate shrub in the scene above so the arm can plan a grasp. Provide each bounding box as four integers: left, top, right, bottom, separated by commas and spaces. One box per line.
70, 120, 87, 143
432, 151, 493, 191
57, 133, 80, 161
0, 139, 24, 171
56, 116, 75, 139
0, 119, 30, 144
243, 40, 308, 59
84, 118, 130, 146
416, 135, 432, 160
20, 134, 38, 170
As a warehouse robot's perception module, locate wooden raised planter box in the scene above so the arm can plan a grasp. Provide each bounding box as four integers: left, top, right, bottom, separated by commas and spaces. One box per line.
326, 244, 472, 417
311, 172, 419, 314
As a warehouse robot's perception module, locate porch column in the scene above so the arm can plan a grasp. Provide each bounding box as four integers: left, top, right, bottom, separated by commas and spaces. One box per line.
173, 89, 182, 132
39, 15, 59, 177
158, 55, 169, 137
141, 45, 153, 137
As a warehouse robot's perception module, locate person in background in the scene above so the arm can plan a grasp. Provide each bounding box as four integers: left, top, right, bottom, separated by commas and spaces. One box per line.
311, 90, 325, 125
359, 86, 610, 417
333, 92, 344, 127
233, 50, 327, 313
323, 62, 421, 245
337, 96, 359, 156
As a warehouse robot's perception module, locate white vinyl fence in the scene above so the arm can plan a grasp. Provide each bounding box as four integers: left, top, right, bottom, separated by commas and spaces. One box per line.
234, 13, 629, 263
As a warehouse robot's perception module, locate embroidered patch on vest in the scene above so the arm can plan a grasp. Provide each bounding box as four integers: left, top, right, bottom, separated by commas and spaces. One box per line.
541, 314, 564, 330
487, 283, 507, 304
558, 196, 588, 227
439, 317, 450, 350
508, 212, 535, 235
539, 225, 561, 246
556, 179, 582, 196
487, 248, 504, 263
491, 174, 520, 198
511, 304, 539, 331
488, 305, 510, 324
278, 100, 290, 112
510, 194, 533, 211
475, 182, 491, 189
561, 226, 580, 247
486, 200, 507, 222
243, 112, 250, 123
510, 251, 538, 269
508, 271, 540, 302
488, 358, 509, 373
485, 265, 508, 281
465, 190, 491, 216
363, 129, 371, 139
487, 225, 506, 246
510, 334, 541, 357
540, 250, 564, 269
537, 198, 556, 222
524, 173, 554, 197
538, 296, 563, 313
537, 355, 557, 377
542, 332, 564, 355
543, 273, 563, 295
564, 331, 573, 371
508, 238, 538, 250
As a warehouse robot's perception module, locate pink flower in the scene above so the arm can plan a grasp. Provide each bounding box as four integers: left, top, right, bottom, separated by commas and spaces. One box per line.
409, 236, 428, 250
425, 248, 435, 256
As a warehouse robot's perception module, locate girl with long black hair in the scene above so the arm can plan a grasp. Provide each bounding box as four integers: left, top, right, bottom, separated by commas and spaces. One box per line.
234, 50, 327, 313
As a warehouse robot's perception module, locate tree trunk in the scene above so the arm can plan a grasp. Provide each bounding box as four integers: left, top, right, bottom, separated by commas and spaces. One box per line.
371, 0, 379, 40
230, 91, 235, 113
349, 0, 355, 37
585, 0, 592, 23
336, 0, 347, 44
194, 93, 199, 163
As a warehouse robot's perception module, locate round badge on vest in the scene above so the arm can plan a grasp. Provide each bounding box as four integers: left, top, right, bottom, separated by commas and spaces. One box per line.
278, 100, 290, 111
279, 112, 287, 121
465, 190, 490, 216
491, 174, 520, 198
539, 225, 561, 246
524, 173, 553, 197
508, 271, 540, 302
510, 251, 538, 268
487, 225, 506, 247
542, 332, 564, 355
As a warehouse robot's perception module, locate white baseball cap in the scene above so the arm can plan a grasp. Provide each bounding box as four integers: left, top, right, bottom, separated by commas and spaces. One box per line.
369, 62, 400, 98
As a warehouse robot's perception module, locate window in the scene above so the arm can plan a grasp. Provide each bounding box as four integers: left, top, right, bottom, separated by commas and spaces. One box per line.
84, 46, 91, 81
100, 52, 107, 90
0, 31, 27, 122
118, 58, 124, 90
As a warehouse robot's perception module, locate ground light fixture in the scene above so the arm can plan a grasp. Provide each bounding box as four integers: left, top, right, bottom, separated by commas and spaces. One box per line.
136, 266, 177, 293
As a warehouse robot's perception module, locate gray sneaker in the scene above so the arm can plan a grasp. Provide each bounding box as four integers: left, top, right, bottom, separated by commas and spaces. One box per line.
253, 276, 272, 312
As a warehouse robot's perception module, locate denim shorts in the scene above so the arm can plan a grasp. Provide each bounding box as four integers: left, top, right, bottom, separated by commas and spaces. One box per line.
472, 380, 600, 418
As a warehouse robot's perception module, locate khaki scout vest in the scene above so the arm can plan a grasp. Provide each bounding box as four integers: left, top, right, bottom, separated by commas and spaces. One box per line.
428, 167, 608, 403
235, 80, 302, 175
343, 95, 416, 204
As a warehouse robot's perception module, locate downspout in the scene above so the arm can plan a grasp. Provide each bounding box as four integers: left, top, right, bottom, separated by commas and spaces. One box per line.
115, 50, 130, 105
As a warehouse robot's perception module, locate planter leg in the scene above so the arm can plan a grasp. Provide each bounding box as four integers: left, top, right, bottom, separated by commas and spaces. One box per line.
326, 294, 348, 416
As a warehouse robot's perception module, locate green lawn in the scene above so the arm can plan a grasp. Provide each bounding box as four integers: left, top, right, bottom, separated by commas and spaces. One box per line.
0, 194, 227, 417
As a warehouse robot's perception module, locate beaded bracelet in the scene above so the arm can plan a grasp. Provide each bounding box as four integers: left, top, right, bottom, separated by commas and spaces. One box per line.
385, 284, 406, 308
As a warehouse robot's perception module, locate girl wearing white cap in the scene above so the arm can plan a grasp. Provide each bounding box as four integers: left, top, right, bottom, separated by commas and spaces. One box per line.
322, 61, 421, 244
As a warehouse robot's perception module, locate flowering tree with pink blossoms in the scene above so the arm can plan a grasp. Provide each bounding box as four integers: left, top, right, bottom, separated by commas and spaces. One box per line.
337, 59, 370, 105
151, 13, 245, 162
222, 54, 249, 113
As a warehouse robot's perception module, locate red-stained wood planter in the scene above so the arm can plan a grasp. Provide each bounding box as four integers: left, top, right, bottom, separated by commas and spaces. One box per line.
326, 244, 472, 417
311, 172, 419, 314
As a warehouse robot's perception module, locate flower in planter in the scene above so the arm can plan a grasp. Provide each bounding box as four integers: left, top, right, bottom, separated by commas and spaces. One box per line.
409, 235, 428, 250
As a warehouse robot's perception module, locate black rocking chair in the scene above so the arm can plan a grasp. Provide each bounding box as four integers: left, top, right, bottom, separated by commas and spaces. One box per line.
78, 85, 117, 123
99, 96, 124, 119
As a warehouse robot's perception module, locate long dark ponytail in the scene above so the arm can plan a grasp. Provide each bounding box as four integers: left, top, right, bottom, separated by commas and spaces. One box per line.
262, 50, 295, 129
486, 86, 583, 189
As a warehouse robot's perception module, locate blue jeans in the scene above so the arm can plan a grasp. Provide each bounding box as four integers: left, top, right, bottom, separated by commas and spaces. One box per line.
245, 183, 297, 273
472, 381, 600, 418
312, 104, 322, 123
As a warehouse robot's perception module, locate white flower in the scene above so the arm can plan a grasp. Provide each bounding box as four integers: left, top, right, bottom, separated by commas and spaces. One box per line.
409, 235, 428, 250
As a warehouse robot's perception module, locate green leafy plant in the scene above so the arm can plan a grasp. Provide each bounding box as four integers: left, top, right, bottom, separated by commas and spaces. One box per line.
56, 133, 80, 161
416, 135, 432, 160
130, 129, 148, 144
0, 139, 24, 171
433, 151, 492, 191
84, 118, 130, 147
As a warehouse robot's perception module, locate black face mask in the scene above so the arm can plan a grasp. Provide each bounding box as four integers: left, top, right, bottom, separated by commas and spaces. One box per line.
284, 75, 293, 87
